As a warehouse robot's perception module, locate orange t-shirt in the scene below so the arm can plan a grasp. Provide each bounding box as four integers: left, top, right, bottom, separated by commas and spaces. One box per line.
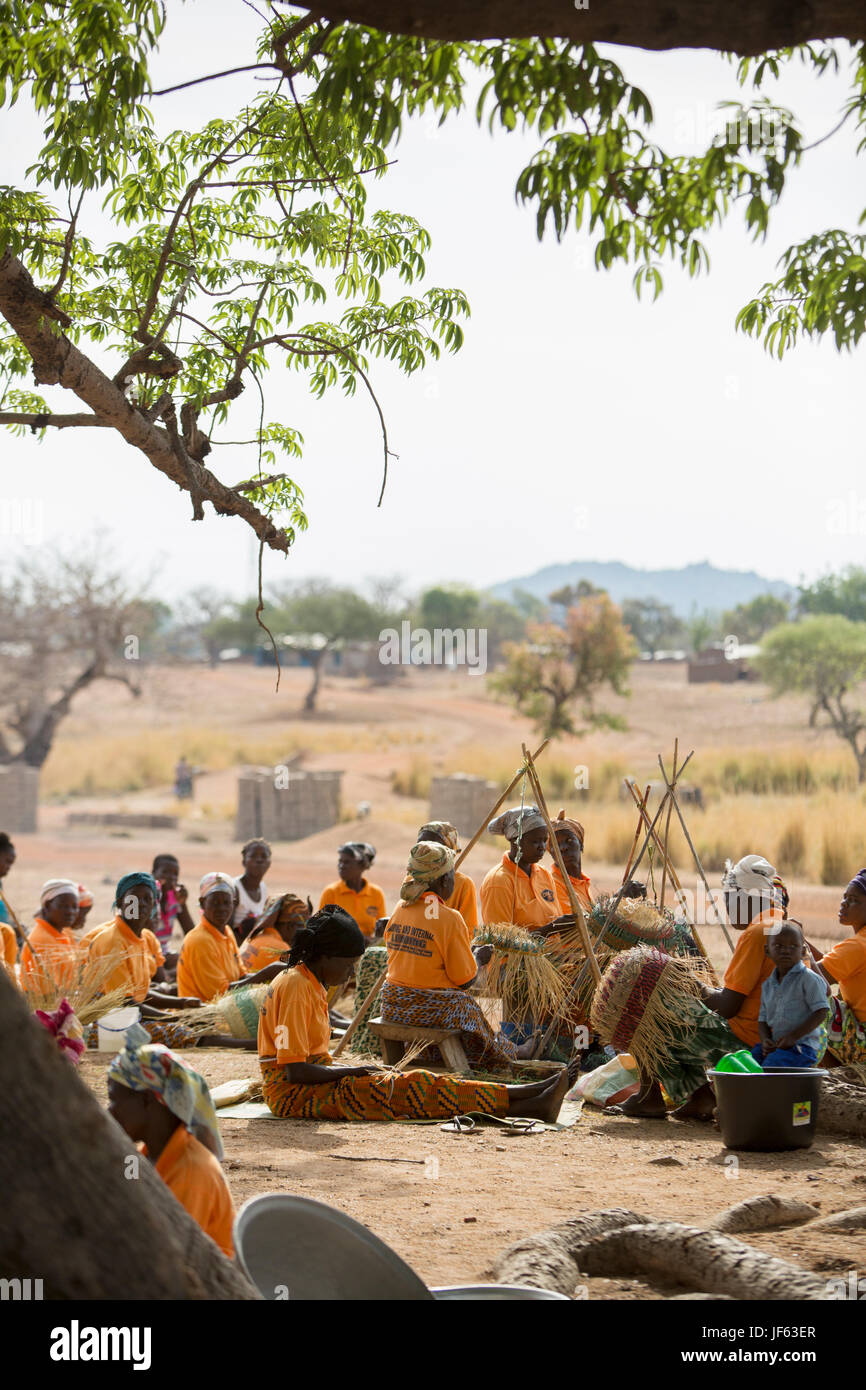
258, 963, 331, 1065
480, 854, 559, 930
1, 922, 17, 973
20, 918, 80, 994
240, 926, 288, 974
445, 871, 478, 931
723, 908, 807, 1047
551, 865, 593, 917
86, 916, 158, 1004
81, 920, 164, 972
822, 928, 866, 1022
177, 919, 244, 1001
318, 879, 386, 938
385, 894, 476, 991
149, 1125, 235, 1259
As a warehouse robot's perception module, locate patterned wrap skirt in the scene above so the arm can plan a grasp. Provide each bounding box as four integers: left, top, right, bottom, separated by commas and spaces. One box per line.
350, 946, 388, 1058
380, 979, 518, 1068
260, 1061, 508, 1121
827, 997, 866, 1064
652, 1004, 742, 1108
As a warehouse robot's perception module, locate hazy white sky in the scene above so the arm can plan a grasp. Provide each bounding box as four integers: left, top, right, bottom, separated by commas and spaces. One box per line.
1, 4, 863, 603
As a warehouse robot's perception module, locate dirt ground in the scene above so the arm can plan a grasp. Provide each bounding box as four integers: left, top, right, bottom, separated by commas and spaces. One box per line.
80, 1047, 866, 1297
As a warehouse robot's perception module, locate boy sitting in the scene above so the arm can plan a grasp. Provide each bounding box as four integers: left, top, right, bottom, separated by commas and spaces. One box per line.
754, 920, 829, 1069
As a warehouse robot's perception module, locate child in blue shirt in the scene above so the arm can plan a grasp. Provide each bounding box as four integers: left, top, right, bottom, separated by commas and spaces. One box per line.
754, 920, 829, 1069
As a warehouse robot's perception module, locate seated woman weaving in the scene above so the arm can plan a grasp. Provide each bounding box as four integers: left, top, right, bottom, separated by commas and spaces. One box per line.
20, 879, 82, 996
177, 873, 246, 1002
480, 807, 575, 937
608, 854, 798, 1120
258, 906, 573, 1123
107, 1022, 235, 1259
380, 841, 534, 1067
549, 812, 593, 916
87, 872, 254, 1050
415, 821, 478, 930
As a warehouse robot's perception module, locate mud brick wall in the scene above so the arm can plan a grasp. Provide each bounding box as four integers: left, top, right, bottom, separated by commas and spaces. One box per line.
429, 774, 497, 840
0, 764, 38, 833
235, 767, 342, 842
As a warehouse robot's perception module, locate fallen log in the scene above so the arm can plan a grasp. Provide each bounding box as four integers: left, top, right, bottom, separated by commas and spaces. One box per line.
807, 1207, 866, 1232
816, 1072, 866, 1137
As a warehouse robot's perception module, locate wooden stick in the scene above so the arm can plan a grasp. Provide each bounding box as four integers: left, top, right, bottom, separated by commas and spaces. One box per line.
656, 755, 737, 956
522, 746, 600, 984
453, 738, 549, 871
623, 784, 651, 885
335, 741, 551, 1059
659, 738, 678, 909
624, 776, 719, 985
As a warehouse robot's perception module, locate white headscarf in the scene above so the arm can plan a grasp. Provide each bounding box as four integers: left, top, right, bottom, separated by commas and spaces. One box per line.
40, 878, 79, 907
722, 855, 776, 893
199, 871, 236, 900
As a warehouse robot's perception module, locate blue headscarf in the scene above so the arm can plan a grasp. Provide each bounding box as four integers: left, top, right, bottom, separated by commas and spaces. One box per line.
849, 868, 866, 897
114, 871, 160, 924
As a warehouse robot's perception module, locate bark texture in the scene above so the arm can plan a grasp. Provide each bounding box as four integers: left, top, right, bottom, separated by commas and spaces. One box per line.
710, 1195, 821, 1233
491, 1208, 651, 1293
311, 1, 866, 55
0, 971, 259, 1299
816, 1071, 866, 1136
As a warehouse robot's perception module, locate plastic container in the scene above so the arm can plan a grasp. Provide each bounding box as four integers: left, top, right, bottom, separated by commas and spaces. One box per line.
96, 1005, 140, 1052
715, 1049, 764, 1074
708, 1067, 823, 1151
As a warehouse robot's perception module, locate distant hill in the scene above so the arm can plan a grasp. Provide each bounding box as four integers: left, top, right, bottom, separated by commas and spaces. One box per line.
489, 560, 793, 618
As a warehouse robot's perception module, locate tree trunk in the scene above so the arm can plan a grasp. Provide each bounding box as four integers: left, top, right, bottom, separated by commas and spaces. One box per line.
0, 972, 259, 1299
303, 652, 326, 712
310, 1, 866, 54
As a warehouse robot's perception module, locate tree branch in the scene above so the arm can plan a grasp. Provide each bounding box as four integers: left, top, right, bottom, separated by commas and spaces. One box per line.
302, 1, 866, 54
0, 411, 109, 430
0, 251, 291, 554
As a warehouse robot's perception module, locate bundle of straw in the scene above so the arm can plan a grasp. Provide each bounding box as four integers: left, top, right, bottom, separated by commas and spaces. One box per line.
177, 983, 269, 1040
473, 922, 571, 1026
589, 946, 707, 1078
589, 896, 696, 957
22, 947, 141, 1026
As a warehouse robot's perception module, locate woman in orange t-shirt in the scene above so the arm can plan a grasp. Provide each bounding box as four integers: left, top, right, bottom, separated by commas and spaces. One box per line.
258, 905, 574, 1124
808, 869, 866, 1063
381, 840, 533, 1067
107, 1022, 235, 1259
415, 821, 479, 930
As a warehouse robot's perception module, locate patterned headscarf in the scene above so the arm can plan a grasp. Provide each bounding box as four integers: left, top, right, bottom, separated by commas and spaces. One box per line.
400, 841, 456, 904
553, 809, 585, 848
339, 842, 376, 869
487, 806, 546, 841
417, 821, 459, 851
199, 871, 236, 900
40, 879, 79, 907
76, 884, 94, 909
109, 1021, 224, 1158
114, 872, 159, 922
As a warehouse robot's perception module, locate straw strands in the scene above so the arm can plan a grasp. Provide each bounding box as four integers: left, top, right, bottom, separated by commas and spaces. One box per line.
590, 947, 708, 1077
21, 948, 140, 1026
474, 922, 572, 1027
179, 983, 270, 1040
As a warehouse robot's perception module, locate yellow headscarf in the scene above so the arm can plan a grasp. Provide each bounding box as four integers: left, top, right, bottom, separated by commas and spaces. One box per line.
400, 841, 456, 904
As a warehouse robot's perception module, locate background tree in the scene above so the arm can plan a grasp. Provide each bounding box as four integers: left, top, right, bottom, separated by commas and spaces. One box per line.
274, 581, 383, 711
758, 615, 866, 782
492, 593, 637, 738
0, 555, 149, 767
621, 596, 683, 656
417, 585, 481, 632
686, 610, 721, 655
510, 587, 549, 622
798, 567, 866, 623
721, 593, 790, 642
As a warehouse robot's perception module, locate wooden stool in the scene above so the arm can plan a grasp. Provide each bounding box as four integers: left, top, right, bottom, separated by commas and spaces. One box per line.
367, 1018, 470, 1072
